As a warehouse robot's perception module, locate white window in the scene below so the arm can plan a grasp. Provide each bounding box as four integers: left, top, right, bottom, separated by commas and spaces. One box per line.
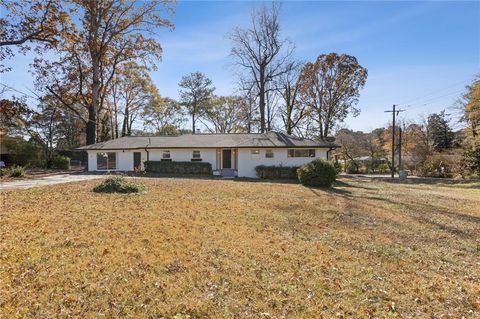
265, 149, 274, 158
251, 149, 260, 158
191, 150, 202, 161
162, 150, 171, 161
287, 149, 316, 158
97, 152, 116, 170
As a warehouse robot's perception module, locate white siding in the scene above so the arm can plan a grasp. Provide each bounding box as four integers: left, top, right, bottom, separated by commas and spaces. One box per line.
87, 151, 97, 171
148, 149, 217, 168
237, 148, 327, 178
87, 150, 147, 171
87, 147, 328, 178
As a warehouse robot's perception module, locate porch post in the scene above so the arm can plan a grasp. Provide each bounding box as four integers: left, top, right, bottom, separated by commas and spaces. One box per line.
216, 148, 221, 170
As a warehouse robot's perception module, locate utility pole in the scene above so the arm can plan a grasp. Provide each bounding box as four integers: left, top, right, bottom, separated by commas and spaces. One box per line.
398, 126, 402, 171
385, 105, 405, 178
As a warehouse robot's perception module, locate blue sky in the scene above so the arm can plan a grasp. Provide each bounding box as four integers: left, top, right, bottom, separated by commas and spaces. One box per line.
2, 0, 479, 132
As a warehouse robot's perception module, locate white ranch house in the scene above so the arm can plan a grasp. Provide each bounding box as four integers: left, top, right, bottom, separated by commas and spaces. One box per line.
78, 132, 338, 178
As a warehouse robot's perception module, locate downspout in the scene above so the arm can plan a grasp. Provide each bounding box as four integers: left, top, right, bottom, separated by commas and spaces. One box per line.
144, 137, 151, 170
326, 147, 336, 161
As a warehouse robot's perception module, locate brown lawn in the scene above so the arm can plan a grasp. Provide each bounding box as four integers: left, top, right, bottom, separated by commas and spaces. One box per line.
0, 177, 479, 318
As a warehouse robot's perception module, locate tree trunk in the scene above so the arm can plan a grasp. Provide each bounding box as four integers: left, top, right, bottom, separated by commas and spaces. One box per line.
127, 115, 133, 136
247, 97, 253, 133
286, 100, 293, 135
192, 113, 196, 133
122, 108, 129, 137
86, 106, 96, 145
286, 123, 292, 135
192, 97, 197, 134
87, 0, 100, 144
110, 112, 115, 140
318, 113, 325, 139
88, 51, 100, 144
259, 69, 266, 133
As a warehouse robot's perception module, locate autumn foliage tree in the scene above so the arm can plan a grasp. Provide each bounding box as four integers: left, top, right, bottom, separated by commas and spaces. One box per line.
0, 0, 69, 72
298, 53, 368, 139
461, 76, 480, 139
0, 97, 32, 136
37, 0, 174, 145
459, 76, 480, 175
0, 95, 70, 166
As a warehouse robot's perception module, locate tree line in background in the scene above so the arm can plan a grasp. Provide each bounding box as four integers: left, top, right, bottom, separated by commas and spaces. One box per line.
1, 2, 367, 141
334, 87, 480, 178
0, 1, 479, 177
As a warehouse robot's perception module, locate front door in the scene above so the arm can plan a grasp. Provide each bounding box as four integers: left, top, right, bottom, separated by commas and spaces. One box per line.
133, 152, 141, 169
222, 149, 232, 169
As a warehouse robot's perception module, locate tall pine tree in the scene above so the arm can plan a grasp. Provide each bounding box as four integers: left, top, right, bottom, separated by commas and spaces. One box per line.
427, 111, 454, 151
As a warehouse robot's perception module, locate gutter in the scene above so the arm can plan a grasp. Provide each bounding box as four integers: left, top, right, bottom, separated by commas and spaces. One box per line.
78, 145, 338, 151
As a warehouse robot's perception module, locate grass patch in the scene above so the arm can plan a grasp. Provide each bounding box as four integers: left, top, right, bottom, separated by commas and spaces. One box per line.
92, 176, 146, 193
0, 177, 479, 317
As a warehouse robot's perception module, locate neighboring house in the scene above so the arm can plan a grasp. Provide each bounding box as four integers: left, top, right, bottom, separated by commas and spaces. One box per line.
78, 131, 338, 178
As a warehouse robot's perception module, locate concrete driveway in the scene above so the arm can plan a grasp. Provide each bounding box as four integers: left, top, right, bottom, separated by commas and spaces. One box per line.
0, 174, 103, 191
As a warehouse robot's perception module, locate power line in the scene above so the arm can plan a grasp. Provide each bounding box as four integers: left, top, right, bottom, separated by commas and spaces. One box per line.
397, 79, 468, 107
0, 83, 41, 101
405, 89, 463, 107
404, 89, 464, 110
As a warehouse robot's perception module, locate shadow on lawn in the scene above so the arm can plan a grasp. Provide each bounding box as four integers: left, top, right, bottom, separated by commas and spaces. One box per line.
356, 194, 479, 240
233, 178, 364, 196
334, 180, 377, 191
309, 187, 352, 196
233, 178, 299, 185
342, 174, 480, 188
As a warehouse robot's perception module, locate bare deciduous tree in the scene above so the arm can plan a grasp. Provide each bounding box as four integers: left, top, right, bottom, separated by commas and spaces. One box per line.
110, 62, 160, 137
204, 96, 248, 133
335, 128, 368, 171
230, 2, 293, 133
178, 72, 215, 134
235, 77, 259, 133
143, 97, 185, 135
276, 62, 307, 135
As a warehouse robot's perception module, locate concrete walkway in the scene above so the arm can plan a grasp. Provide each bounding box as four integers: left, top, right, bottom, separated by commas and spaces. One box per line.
0, 174, 103, 191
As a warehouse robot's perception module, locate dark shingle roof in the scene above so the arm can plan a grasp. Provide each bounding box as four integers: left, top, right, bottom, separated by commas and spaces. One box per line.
77, 132, 338, 150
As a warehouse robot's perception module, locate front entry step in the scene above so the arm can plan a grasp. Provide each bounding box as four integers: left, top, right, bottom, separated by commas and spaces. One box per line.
221, 169, 235, 178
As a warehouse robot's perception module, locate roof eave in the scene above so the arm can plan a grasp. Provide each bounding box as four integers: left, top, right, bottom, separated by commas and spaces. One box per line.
78, 145, 338, 150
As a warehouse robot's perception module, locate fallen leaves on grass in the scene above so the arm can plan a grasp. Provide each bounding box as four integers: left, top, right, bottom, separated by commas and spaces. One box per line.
0, 177, 479, 318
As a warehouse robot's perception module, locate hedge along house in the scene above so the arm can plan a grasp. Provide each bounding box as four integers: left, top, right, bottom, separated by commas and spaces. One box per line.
78, 132, 338, 178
